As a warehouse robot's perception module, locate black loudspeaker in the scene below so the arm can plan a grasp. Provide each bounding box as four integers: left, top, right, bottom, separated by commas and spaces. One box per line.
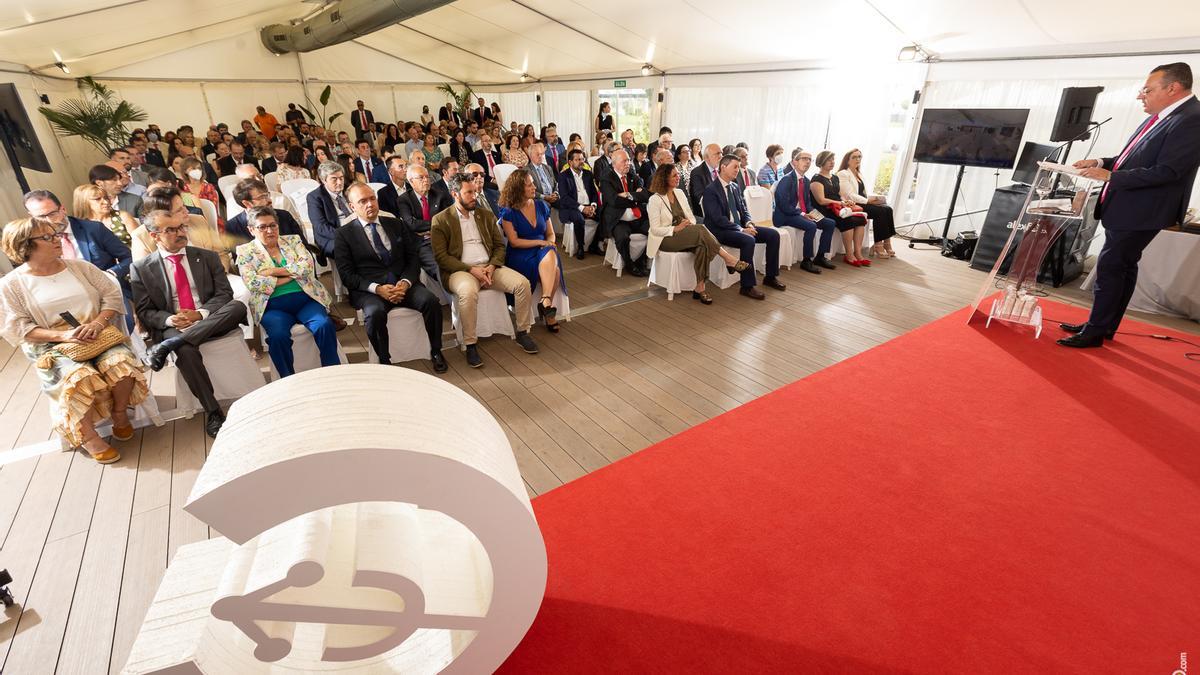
943, 231, 978, 260
1050, 86, 1104, 142
969, 184, 1100, 287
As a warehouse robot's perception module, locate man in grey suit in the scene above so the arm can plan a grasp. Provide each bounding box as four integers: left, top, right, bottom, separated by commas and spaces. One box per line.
130, 207, 248, 437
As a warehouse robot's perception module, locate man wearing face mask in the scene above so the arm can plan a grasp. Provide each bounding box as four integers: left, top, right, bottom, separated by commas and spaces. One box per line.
142, 131, 165, 166
758, 144, 788, 188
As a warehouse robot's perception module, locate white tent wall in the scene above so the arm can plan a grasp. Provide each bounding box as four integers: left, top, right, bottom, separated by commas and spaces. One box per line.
0, 66, 94, 220
542, 91, 591, 147
473, 91, 540, 132
900, 53, 1200, 239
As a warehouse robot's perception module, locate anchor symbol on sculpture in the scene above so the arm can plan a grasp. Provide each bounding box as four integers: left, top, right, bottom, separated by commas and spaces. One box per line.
211, 560, 488, 663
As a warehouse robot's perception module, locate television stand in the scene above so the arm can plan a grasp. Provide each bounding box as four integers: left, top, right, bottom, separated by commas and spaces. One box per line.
909, 164, 967, 254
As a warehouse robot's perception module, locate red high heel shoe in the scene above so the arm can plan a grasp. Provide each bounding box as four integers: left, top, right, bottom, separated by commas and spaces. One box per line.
856, 257, 871, 267
843, 255, 863, 267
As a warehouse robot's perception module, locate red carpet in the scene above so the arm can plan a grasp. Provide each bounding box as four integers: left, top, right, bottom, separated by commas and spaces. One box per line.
500, 300, 1200, 674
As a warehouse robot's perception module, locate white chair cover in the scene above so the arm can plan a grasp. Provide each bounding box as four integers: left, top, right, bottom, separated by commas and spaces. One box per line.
450, 288, 515, 347
648, 252, 697, 300
263, 171, 282, 193
267, 323, 349, 380
198, 198, 219, 233
363, 307, 433, 364
561, 218, 598, 255
603, 235, 647, 277
368, 182, 387, 195
493, 163, 518, 191
171, 330, 264, 418
438, 142, 451, 157
525, 284, 571, 325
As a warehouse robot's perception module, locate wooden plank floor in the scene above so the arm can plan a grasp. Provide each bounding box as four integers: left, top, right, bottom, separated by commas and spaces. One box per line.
0, 247, 1196, 674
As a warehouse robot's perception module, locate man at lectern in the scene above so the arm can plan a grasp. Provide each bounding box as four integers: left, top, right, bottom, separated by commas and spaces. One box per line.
1059, 62, 1200, 348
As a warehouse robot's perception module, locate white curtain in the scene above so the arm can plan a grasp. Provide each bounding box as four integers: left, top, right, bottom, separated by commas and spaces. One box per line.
542, 90, 590, 144
902, 77, 1159, 238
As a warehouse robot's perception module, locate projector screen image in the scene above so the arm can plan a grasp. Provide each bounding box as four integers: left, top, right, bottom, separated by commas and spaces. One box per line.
913, 108, 1030, 169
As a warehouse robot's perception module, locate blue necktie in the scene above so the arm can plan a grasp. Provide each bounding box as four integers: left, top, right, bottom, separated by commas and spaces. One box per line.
727, 184, 737, 223
368, 223, 397, 284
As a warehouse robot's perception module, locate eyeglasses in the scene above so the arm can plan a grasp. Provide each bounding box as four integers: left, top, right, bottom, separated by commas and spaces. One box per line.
157, 224, 190, 236
30, 229, 68, 243
465, 171, 484, 178
252, 223, 279, 231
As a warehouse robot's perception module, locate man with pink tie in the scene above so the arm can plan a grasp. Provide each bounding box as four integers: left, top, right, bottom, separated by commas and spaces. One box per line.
130, 207, 248, 437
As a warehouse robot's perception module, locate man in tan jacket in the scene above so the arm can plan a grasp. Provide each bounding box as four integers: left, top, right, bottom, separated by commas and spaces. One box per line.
431, 174, 538, 368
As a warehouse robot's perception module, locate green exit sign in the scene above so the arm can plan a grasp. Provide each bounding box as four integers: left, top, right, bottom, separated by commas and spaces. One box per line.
613, 80, 627, 88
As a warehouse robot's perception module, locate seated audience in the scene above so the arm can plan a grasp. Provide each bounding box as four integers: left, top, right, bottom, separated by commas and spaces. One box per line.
431, 175, 539, 367
544, 127, 567, 172
307, 161, 353, 260
593, 140, 620, 179
600, 149, 651, 275
526, 142, 559, 206
640, 147, 673, 186
674, 145, 693, 195
380, 124, 403, 156
353, 139, 382, 183
74, 184, 135, 248
702, 154, 786, 299
733, 147, 755, 190
502, 133, 529, 168
647, 164, 748, 304
226, 179, 310, 248
24, 189, 132, 297
129, 187, 232, 273
470, 132, 504, 212
758, 144, 787, 187
773, 149, 837, 273
557, 149, 600, 260
396, 165, 453, 281
334, 182, 446, 371
689, 143, 722, 217
260, 141, 287, 174
838, 148, 896, 258
811, 150, 870, 267
498, 169, 566, 332
130, 206, 248, 437
0, 218, 148, 463
377, 156, 410, 217
90, 163, 143, 219
647, 128, 674, 156
235, 206, 340, 378
403, 123, 424, 158
179, 156, 224, 230
422, 133, 444, 173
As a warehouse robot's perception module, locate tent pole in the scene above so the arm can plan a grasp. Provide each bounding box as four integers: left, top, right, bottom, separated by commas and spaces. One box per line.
199, 82, 214, 127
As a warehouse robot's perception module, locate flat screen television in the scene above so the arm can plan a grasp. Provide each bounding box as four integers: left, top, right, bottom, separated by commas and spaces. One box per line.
913, 108, 1030, 169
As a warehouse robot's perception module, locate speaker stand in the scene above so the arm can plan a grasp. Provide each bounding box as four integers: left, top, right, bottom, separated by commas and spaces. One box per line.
909, 164, 966, 254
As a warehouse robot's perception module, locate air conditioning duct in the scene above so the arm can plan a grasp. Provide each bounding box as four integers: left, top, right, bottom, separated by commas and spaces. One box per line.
260, 0, 453, 54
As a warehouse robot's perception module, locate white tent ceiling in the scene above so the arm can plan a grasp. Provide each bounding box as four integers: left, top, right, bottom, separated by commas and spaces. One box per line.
2, 0, 1199, 84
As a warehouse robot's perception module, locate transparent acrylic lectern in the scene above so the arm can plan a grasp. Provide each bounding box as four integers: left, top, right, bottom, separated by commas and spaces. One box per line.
967, 161, 1106, 338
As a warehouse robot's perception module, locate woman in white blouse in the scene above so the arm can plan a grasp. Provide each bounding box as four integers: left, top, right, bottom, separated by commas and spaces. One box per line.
646, 164, 748, 304
837, 148, 897, 258
0, 218, 149, 463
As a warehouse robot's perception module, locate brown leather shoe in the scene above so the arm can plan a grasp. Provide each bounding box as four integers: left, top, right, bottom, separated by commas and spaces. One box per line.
739, 286, 766, 300
83, 438, 121, 464
762, 277, 787, 291
111, 422, 134, 442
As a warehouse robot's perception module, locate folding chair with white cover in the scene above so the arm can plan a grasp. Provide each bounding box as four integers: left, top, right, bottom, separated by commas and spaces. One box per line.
170, 329, 263, 418
743, 185, 794, 268
280, 178, 320, 211
357, 307, 434, 364
266, 323, 349, 380
648, 252, 698, 300
707, 248, 743, 290
198, 198, 218, 233
263, 171, 282, 193
561, 217, 598, 256
449, 288, 515, 349
422, 270, 450, 306
368, 182, 386, 195
493, 163, 518, 191
218, 175, 242, 219
525, 284, 571, 325
438, 142, 450, 157
603, 234, 647, 277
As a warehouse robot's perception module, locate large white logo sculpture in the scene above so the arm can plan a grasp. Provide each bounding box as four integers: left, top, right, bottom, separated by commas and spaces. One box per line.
122, 365, 547, 674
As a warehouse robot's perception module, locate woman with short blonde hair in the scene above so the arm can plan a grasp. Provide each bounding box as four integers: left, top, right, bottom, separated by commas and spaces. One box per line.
72, 183, 136, 247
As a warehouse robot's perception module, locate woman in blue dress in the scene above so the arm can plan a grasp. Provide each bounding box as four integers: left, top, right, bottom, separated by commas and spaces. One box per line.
498, 168, 565, 333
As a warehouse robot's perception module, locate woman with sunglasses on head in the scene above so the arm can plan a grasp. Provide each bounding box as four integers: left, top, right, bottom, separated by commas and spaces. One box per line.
0, 218, 149, 464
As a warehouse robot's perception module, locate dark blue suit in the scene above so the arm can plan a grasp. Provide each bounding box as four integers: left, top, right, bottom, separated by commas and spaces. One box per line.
773, 172, 836, 260
557, 168, 599, 250
1085, 96, 1200, 336
68, 216, 132, 290
702, 179, 779, 288
306, 187, 344, 258
370, 163, 390, 184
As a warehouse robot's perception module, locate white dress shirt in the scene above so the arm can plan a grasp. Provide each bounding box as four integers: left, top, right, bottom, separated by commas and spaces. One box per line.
458, 209, 490, 266
571, 169, 593, 212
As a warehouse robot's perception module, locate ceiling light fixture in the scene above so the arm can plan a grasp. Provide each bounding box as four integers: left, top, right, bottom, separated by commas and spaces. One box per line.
897, 44, 933, 62
520, 73, 529, 82
54, 61, 70, 74
641, 64, 652, 76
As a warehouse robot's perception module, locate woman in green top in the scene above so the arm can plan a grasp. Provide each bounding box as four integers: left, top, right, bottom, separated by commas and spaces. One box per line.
235, 205, 340, 377
73, 184, 135, 247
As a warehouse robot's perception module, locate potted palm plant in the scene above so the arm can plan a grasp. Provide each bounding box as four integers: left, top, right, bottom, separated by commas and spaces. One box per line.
437, 82, 476, 121
38, 76, 147, 154
297, 84, 344, 130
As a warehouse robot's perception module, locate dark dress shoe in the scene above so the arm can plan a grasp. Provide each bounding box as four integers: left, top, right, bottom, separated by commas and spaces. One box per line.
629, 264, 649, 277
1060, 322, 1114, 339
586, 245, 604, 256
762, 277, 786, 291
813, 257, 836, 270
574, 249, 585, 260
146, 336, 184, 371
204, 410, 225, 438
465, 345, 483, 368
515, 332, 539, 354
800, 259, 821, 274
1056, 333, 1106, 349
739, 287, 766, 300
431, 351, 449, 373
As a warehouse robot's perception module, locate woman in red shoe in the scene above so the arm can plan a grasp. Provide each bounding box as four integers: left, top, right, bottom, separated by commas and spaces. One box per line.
810, 150, 870, 267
